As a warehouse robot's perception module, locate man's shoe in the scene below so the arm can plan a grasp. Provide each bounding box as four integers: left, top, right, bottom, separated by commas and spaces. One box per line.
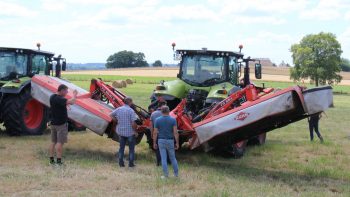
320, 136, 324, 143
129, 164, 135, 168
119, 163, 125, 167
55, 162, 64, 166
50, 160, 55, 165
161, 176, 167, 179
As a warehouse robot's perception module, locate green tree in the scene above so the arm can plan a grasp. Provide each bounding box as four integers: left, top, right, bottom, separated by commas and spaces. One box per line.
152, 60, 163, 67
106, 50, 148, 68
340, 58, 350, 72
290, 32, 342, 86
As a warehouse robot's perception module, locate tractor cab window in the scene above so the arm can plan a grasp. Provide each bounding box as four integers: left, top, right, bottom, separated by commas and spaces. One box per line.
0, 52, 28, 79
32, 55, 48, 75
229, 56, 238, 85
181, 55, 227, 86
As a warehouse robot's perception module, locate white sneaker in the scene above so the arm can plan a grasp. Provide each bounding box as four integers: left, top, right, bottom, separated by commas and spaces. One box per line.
161, 176, 167, 179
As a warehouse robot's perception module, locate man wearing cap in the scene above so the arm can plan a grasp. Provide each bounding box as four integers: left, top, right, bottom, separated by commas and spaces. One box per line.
110, 97, 138, 167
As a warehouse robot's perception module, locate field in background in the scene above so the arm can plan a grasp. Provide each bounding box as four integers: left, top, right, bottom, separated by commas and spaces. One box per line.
1, 75, 350, 196
63, 74, 350, 97
64, 67, 350, 85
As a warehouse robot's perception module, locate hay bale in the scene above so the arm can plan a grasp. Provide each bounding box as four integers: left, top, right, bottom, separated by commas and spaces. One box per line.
120, 80, 127, 87
126, 78, 133, 84
112, 81, 123, 88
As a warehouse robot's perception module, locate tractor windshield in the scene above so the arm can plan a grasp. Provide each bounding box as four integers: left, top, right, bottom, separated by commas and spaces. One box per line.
0, 52, 28, 80
181, 55, 228, 86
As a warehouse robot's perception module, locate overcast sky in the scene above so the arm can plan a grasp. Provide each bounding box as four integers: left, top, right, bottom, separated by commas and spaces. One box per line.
0, 0, 349, 64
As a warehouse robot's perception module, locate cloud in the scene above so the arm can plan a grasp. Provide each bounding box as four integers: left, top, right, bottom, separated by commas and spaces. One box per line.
345, 11, 350, 20
41, 0, 66, 11
210, 0, 307, 14
0, 1, 37, 17
231, 16, 286, 25
300, 0, 350, 21
339, 27, 350, 58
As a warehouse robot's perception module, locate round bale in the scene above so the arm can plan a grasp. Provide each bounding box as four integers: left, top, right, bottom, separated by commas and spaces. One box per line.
112, 81, 123, 88
120, 80, 127, 88
126, 78, 133, 84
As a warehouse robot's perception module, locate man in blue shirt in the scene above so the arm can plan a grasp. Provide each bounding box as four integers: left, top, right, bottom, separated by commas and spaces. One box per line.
150, 100, 167, 166
110, 97, 138, 167
153, 106, 179, 178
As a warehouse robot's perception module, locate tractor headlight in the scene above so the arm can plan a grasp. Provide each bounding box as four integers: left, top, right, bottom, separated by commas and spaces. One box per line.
156, 85, 166, 91
217, 89, 227, 94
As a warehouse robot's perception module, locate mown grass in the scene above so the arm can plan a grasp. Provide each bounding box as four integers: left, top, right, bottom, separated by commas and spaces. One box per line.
0, 76, 350, 196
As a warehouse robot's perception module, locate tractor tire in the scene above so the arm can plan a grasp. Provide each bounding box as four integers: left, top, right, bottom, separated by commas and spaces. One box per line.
2, 88, 48, 136
232, 140, 248, 158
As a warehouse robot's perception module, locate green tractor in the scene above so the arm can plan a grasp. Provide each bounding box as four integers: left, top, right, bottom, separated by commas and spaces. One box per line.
150, 45, 261, 113
0, 46, 67, 135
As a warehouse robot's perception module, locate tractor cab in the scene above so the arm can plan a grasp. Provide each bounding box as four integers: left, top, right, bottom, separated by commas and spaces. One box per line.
150, 45, 262, 112
0, 46, 66, 83
176, 49, 243, 87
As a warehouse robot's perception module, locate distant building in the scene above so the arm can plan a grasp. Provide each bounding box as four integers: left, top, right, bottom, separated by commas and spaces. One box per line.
248, 58, 275, 67
278, 61, 291, 67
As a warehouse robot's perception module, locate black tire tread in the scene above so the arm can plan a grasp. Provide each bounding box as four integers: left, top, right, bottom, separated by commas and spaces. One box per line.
2, 88, 47, 135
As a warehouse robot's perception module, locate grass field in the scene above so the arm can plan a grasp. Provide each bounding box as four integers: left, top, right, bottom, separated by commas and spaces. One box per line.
0, 75, 350, 196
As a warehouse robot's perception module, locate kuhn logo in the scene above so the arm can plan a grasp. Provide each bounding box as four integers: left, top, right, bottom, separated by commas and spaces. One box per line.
234, 112, 249, 121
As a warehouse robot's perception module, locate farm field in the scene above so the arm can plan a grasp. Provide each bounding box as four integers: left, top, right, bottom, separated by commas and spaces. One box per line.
64, 67, 350, 85
0, 74, 350, 196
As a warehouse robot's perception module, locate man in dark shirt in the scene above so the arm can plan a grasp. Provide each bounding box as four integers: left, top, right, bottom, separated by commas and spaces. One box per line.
153, 106, 179, 178
49, 84, 77, 165
308, 112, 324, 142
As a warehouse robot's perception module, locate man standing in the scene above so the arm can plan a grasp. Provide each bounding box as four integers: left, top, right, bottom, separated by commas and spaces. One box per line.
153, 106, 179, 178
110, 97, 138, 168
150, 101, 167, 166
308, 112, 324, 142
49, 84, 77, 165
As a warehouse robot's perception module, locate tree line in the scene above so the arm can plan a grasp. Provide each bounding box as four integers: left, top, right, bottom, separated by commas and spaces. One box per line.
105, 50, 162, 68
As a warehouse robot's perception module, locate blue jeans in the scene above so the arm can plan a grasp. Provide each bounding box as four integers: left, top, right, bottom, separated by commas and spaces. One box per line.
118, 135, 135, 166
158, 139, 178, 177
309, 117, 322, 140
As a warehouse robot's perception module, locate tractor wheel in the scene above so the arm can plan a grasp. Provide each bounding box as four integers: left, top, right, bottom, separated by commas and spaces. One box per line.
2, 88, 48, 136
232, 140, 247, 158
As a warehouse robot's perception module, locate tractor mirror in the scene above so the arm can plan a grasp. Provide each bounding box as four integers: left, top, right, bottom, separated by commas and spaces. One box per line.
255, 63, 262, 79
62, 61, 67, 71
238, 63, 242, 77
48, 62, 53, 71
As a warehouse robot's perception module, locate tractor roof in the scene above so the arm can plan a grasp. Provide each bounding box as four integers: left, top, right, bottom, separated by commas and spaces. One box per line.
176, 49, 244, 58
0, 47, 55, 56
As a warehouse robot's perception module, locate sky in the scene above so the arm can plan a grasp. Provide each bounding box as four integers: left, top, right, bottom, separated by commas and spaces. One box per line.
0, 0, 349, 65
